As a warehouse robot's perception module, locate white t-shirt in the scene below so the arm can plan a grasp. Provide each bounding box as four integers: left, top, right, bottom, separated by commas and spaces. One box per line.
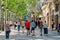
43, 23, 48, 28
17, 22, 20, 25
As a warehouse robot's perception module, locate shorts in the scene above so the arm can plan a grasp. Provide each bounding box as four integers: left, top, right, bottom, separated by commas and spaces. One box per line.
18, 25, 20, 31
26, 28, 30, 30
22, 26, 24, 28
31, 27, 35, 30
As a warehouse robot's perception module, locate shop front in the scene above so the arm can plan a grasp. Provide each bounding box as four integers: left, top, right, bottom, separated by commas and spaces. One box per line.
54, 11, 60, 30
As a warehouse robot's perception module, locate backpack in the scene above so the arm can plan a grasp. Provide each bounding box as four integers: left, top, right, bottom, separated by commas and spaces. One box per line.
39, 20, 43, 29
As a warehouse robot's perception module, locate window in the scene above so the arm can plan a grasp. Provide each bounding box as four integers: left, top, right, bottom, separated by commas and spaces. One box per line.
55, 4, 58, 12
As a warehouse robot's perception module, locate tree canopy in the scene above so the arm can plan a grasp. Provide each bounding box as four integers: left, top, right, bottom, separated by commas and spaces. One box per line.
2, 0, 37, 19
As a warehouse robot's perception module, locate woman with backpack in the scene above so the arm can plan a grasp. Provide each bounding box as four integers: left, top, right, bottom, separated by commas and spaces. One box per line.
38, 18, 43, 36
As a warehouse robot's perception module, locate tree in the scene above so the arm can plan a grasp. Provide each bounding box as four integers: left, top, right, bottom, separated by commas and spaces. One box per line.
2, 0, 37, 19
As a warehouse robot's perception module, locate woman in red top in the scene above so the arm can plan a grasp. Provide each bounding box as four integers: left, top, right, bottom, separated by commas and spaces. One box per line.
25, 20, 30, 36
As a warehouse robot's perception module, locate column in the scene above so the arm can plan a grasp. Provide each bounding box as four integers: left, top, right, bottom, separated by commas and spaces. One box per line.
48, 3, 51, 29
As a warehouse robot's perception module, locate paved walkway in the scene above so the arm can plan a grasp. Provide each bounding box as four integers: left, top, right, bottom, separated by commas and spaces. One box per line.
0, 28, 60, 40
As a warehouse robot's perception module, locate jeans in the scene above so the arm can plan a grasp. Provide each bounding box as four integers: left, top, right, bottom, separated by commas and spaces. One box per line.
44, 28, 48, 34
18, 25, 20, 31
6, 31, 10, 39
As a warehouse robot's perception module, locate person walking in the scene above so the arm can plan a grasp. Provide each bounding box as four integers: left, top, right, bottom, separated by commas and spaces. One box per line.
35, 20, 37, 28
17, 20, 20, 32
14, 22, 17, 29
5, 21, 11, 39
51, 19, 54, 30
43, 21, 48, 36
38, 18, 43, 36
30, 20, 35, 36
21, 20, 25, 33
38, 19, 40, 29
25, 20, 30, 36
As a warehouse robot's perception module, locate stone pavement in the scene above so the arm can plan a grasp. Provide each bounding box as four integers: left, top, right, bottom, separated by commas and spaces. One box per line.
0, 28, 60, 40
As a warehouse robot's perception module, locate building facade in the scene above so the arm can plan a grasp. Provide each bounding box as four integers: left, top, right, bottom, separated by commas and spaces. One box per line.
41, 0, 60, 29
54, 0, 60, 29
